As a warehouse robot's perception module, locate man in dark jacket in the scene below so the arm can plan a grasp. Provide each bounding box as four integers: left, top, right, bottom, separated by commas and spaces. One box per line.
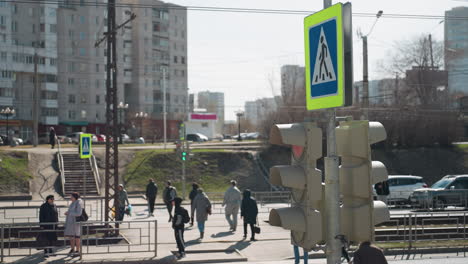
374, 180, 390, 204
241, 189, 258, 241
188, 183, 199, 226
353, 241, 388, 264
49, 127, 56, 149
39, 195, 58, 257
146, 179, 158, 217
172, 197, 188, 259
163, 181, 177, 222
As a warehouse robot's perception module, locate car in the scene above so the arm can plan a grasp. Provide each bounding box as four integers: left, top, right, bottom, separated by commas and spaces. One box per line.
57, 135, 72, 144
121, 134, 130, 143
91, 134, 98, 143
410, 175, 468, 209
65, 132, 84, 144
374, 175, 427, 204
186, 133, 208, 142
0, 134, 23, 145
96, 134, 106, 142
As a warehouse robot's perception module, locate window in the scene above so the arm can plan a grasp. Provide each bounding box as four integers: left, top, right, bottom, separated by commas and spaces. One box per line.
68, 30, 74, 39
96, 79, 100, 89
11, 21, 17, 32
40, 23, 45, 32
96, 95, 100, 104
123, 40, 132, 48
153, 91, 162, 101
181, 56, 185, 64
80, 94, 87, 103
70, 14, 75, 23
181, 70, 185, 77
50, 24, 57, 33
41, 108, 58, 116
96, 16, 100, 25
0, 88, 13, 97
96, 64, 99, 72
144, 23, 147, 30
68, 110, 76, 120
28, 8, 33, 17
49, 58, 57, 66
80, 16, 85, 24
41, 91, 58, 100
79, 48, 86, 56
79, 32, 86, 40
174, 56, 178, 63
0, 15, 5, 26
81, 110, 87, 119
68, 94, 76, 103
0, 34, 6, 43
182, 30, 185, 38
96, 112, 100, 121
68, 78, 75, 86
145, 79, 149, 87
0, 52, 6, 61
201, 122, 208, 128
12, 4, 17, 14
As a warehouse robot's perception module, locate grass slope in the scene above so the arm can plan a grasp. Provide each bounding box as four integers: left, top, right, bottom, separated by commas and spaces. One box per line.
0, 151, 32, 194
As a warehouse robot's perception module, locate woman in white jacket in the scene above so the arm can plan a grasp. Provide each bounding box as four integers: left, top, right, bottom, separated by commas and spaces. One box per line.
64, 192, 84, 257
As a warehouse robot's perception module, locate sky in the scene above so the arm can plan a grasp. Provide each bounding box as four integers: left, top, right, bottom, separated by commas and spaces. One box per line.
168, 0, 467, 121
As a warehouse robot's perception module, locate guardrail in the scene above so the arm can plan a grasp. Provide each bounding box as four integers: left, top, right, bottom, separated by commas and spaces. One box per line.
90, 155, 101, 196
0, 220, 157, 262
205, 191, 291, 205
56, 136, 66, 195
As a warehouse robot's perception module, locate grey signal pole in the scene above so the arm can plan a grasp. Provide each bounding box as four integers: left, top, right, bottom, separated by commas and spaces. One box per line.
321, 1, 341, 264
163, 68, 167, 150
363, 35, 369, 117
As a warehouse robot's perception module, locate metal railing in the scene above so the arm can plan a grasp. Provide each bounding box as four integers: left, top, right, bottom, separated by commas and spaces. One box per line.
0, 220, 157, 262
56, 136, 66, 195
205, 191, 291, 205
90, 155, 101, 195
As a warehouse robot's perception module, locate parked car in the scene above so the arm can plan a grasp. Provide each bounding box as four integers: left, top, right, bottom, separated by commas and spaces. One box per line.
186, 133, 208, 142
91, 134, 98, 143
374, 175, 427, 204
57, 135, 72, 144
410, 175, 468, 209
0, 134, 23, 145
65, 132, 83, 144
121, 134, 130, 143
96, 134, 106, 142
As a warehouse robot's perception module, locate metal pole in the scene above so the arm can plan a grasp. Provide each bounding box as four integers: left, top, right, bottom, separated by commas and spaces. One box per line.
5, 115, 8, 146
182, 157, 186, 200
1, 224, 4, 263
362, 36, 369, 119
33, 53, 39, 147
154, 220, 158, 257
163, 68, 167, 149
237, 114, 241, 141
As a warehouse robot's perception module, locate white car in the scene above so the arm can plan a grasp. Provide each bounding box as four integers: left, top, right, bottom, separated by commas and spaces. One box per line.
375, 175, 427, 204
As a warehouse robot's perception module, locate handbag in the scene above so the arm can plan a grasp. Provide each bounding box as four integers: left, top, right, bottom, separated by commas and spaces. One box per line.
76, 208, 89, 222
254, 217, 261, 234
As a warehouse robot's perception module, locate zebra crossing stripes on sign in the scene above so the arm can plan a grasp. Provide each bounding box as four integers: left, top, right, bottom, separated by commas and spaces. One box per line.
80, 134, 92, 159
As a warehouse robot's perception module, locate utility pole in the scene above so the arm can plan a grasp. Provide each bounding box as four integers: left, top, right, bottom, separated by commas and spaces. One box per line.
163, 67, 167, 149
95, 0, 136, 222
33, 53, 39, 147
362, 35, 369, 117
429, 34, 434, 68
394, 72, 399, 106
321, 1, 341, 263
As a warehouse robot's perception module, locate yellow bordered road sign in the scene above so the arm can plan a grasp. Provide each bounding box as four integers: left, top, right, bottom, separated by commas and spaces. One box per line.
304, 2, 353, 110
80, 133, 92, 159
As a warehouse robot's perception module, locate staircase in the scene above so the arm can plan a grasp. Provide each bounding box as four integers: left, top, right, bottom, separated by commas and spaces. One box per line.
60, 152, 100, 197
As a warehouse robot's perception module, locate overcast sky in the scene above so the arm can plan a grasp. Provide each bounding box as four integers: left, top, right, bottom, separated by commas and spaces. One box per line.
169, 0, 466, 120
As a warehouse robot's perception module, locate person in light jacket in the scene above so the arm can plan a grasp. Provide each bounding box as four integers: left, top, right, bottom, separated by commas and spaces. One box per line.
64, 192, 84, 257
39, 195, 58, 257
223, 180, 242, 232
241, 189, 258, 241
191, 188, 212, 239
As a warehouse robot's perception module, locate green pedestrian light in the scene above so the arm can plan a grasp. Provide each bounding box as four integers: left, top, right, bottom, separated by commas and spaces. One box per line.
182, 151, 187, 161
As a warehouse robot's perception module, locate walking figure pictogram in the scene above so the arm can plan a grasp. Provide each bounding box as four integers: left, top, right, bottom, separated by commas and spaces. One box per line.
312, 27, 336, 85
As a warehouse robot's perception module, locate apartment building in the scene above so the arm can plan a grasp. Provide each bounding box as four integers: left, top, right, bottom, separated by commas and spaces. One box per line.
0, 0, 188, 141
197, 91, 224, 135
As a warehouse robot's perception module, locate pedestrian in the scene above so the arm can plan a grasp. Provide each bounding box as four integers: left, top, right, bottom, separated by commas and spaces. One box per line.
64, 192, 84, 257
49, 127, 56, 149
172, 197, 190, 259
163, 181, 177, 222
191, 188, 212, 239
188, 183, 199, 226
116, 184, 130, 221
39, 195, 58, 257
223, 180, 242, 232
352, 241, 388, 264
146, 179, 158, 217
241, 189, 258, 241
374, 180, 390, 204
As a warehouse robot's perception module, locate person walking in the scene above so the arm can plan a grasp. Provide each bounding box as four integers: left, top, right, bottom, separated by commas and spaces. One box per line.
49, 127, 56, 149
191, 188, 212, 239
188, 183, 199, 226
116, 184, 130, 221
352, 241, 388, 264
163, 181, 177, 222
223, 180, 242, 232
172, 197, 189, 259
39, 195, 58, 257
241, 189, 258, 241
146, 179, 158, 217
64, 192, 84, 257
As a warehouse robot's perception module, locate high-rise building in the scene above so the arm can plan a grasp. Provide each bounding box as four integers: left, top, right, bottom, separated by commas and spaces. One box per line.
445, 7, 468, 95
0, 1, 59, 141
197, 91, 224, 135
244, 96, 281, 127
281, 65, 305, 107
0, 0, 188, 141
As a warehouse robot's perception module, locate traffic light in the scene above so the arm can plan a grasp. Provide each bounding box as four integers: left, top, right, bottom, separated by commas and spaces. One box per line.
336, 120, 390, 243
268, 122, 324, 250
181, 150, 187, 161
179, 123, 186, 141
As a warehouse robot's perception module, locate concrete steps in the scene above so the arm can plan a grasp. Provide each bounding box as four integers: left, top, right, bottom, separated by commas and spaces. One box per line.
61, 153, 99, 196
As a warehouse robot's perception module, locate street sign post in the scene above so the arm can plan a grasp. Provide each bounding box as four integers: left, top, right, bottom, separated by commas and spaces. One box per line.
80, 134, 92, 159
304, 3, 353, 110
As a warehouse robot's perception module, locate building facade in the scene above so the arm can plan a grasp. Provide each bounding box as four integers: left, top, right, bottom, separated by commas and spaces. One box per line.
445, 7, 468, 95
0, 0, 187, 142
280, 65, 305, 107
244, 96, 281, 127
197, 91, 224, 136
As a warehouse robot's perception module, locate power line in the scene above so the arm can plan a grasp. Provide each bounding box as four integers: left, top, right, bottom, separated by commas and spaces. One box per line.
3, 0, 468, 20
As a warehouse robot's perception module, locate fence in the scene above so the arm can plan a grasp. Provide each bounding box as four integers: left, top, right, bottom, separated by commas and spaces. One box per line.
0, 220, 157, 262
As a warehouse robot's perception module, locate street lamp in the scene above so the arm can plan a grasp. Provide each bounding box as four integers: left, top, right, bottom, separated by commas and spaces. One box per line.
360, 10, 383, 117
117, 102, 129, 144
0, 107, 15, 146
235, 110, 244, 142
135, 112, 148, 138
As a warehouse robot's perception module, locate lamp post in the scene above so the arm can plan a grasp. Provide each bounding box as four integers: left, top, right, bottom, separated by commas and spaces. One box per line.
235, 110, 244, 142
117, 102, 129, 144
135, 112, 148, 138
0, 107, 15, 146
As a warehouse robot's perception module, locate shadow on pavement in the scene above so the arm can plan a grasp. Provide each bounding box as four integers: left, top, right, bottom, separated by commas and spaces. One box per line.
210, 231, 233, 238
226, 240, 252, 252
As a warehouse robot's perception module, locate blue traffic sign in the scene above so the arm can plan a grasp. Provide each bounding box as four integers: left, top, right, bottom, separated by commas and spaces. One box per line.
80, 134, 92, 159
309, 18, 338, 98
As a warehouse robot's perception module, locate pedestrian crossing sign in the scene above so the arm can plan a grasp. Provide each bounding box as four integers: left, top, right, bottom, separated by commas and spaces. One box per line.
80, 134, 92, 159
304, 3, 353, 110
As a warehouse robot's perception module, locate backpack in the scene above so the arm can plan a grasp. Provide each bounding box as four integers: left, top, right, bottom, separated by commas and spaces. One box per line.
181, 208, 190, 224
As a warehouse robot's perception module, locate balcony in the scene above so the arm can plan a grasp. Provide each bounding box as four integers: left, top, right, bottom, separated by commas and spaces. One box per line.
41, 116, 59, 125
0, 97, 14, 106
41, 82, 58, 92
40, 99, 58, 108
